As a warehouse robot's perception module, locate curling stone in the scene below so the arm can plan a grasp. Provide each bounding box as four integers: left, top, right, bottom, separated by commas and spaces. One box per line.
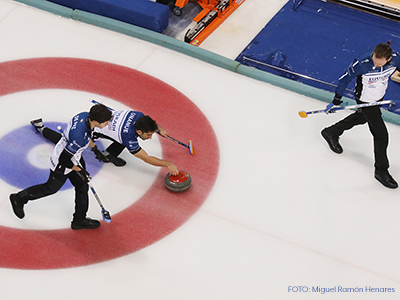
165, 170, 191, 192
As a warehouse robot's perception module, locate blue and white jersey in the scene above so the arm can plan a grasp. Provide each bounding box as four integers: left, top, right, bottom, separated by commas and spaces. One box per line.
50, 112, 92, 174
336, 51, 400, 103
93, 110, 144, 153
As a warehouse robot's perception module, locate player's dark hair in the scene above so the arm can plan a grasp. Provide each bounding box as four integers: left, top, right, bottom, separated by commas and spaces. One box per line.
135, 115, 158, 133
89, 104, 112, 123
374, 41, 392, 60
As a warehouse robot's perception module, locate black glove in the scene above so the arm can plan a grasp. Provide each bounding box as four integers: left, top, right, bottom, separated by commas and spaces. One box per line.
91, 145, 109, 163
332, 93, 343, 106
77, 168, 91, 183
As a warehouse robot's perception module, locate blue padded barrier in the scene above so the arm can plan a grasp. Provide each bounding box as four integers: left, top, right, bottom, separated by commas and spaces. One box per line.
236, 0, 400, 102
46, 0, 169, 33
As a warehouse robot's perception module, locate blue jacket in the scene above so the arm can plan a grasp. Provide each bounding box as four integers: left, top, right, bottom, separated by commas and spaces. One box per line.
50, 112, 92, 174
335, 51, 400, 103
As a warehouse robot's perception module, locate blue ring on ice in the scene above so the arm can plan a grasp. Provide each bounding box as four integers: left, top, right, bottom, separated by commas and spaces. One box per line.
0, 122, 103, 190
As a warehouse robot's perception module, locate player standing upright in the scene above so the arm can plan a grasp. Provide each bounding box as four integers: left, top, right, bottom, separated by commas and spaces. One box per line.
321, 42, 400, 189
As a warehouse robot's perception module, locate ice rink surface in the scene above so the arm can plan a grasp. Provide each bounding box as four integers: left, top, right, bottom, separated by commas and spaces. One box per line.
0, 0, 400, 299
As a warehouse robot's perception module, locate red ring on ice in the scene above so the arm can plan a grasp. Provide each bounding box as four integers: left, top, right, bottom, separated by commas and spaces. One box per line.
0, 58, 219, 269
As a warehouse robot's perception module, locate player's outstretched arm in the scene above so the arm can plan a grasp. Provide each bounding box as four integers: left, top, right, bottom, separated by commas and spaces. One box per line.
157, 125, 169, 138
133, 149, 179, 175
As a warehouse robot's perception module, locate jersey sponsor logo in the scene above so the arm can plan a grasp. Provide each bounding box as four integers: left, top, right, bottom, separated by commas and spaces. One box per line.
128, 139, 139, 151
109, 110, 123, 131
49, 156, 56, 168
123, 112, 136, 134
70, 115, 80, 130
367, 76, 380, 84
366, 71, 392, 85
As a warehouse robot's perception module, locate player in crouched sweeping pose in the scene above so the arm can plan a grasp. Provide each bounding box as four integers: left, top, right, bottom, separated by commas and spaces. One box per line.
90, 109, 179, 176
9, 104, 112, 230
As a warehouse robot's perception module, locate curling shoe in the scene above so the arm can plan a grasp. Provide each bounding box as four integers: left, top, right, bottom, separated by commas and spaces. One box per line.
374, 171, 398, 189
105, 153, 126, 167
321, 128, 343, 154
30, 118, 44, 133
71, 217, 101, 230
9, 193, 25, 219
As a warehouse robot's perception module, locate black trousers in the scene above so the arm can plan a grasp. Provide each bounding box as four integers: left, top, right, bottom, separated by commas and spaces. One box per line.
326, 100, 389, 173
92, 132, 126, 157
17, 128, 89, 221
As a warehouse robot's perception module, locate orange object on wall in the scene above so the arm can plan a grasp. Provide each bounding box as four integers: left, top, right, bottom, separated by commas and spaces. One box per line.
174, 0, 246, 46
